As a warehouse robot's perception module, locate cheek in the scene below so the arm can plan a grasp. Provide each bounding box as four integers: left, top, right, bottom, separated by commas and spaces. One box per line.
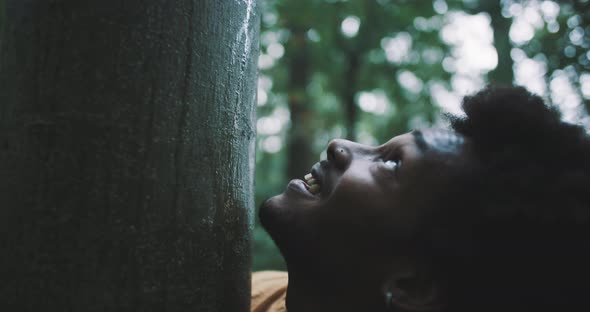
328, 169, 390, 216
326, 170, 425, 235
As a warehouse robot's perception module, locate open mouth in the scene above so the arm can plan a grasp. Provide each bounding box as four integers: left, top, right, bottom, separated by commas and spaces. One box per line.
303, 173, 320, 195
286, 162, 324, 198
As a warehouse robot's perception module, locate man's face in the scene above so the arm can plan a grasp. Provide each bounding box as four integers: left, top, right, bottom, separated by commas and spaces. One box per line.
260, 128, 469, 274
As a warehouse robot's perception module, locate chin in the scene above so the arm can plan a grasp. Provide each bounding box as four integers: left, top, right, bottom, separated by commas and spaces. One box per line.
259, 195, 279, 226
259, 194, 291, 236
260, 192, 315, 257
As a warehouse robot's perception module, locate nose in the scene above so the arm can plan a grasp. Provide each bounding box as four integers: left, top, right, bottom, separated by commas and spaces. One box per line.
327, 139, 369, 169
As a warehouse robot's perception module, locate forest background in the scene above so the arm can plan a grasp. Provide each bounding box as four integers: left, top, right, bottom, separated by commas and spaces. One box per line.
252, 0, 590, 271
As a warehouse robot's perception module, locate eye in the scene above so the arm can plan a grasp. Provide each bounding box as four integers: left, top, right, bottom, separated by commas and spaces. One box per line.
383, 159, 400, 171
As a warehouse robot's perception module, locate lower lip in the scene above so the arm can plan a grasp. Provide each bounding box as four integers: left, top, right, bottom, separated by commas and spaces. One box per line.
286, 179, 315, 197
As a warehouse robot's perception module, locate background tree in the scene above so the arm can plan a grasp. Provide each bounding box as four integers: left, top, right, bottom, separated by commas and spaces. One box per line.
0, 1, 258, 311
281, 1, 317, 181
480, 1, 515, 84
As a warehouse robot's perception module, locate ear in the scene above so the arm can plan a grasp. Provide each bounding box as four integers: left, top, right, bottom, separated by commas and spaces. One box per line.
382, 273, 442, 312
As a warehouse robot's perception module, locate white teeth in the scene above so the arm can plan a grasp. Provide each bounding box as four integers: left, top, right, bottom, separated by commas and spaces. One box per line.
304, 172, 320, 194
309, 184, 320, 194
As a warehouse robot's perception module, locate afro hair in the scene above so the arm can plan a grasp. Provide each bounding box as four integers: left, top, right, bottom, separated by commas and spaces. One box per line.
420, 86, 590, 312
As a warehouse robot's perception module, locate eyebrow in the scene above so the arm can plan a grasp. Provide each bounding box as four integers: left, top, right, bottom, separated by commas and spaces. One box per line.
412, 130, 428, 151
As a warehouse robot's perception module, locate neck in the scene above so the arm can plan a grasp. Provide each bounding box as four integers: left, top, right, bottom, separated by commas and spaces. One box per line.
285, 269, 389, 312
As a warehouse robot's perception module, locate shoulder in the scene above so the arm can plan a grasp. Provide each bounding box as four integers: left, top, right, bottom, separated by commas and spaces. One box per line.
251, 271, 288, 312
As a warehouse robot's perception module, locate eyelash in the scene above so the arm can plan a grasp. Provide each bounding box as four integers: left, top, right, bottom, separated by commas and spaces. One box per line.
379, 153, 402, 176
383, 159, 400, 170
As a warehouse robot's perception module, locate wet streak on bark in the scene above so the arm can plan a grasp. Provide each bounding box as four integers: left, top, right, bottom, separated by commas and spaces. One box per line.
0, 1, 259, 311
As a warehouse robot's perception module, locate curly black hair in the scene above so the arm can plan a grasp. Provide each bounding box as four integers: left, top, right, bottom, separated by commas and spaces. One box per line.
419, 86, 590, 311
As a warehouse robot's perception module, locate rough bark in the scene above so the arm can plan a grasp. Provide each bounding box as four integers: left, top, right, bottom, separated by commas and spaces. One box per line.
0, 1, 258, 311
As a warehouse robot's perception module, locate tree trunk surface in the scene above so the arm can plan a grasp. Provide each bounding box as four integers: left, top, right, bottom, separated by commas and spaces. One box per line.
0, 1, 259, 311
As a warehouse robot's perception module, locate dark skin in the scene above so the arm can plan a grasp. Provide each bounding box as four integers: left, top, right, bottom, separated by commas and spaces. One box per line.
260, 128, 472, 312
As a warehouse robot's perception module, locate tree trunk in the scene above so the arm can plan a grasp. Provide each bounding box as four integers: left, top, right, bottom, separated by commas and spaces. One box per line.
0, 1, 259, 311
343, 51, 360, 141
483, 1, 514, 85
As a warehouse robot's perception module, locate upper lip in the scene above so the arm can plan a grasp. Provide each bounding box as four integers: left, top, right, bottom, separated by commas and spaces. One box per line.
311, 160, 329, 196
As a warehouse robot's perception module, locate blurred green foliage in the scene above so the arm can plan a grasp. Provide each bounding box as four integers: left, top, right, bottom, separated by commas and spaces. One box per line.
251, 0, 590, 271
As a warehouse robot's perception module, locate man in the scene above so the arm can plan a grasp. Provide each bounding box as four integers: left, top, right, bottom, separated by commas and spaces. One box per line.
253, 86, 590, 312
